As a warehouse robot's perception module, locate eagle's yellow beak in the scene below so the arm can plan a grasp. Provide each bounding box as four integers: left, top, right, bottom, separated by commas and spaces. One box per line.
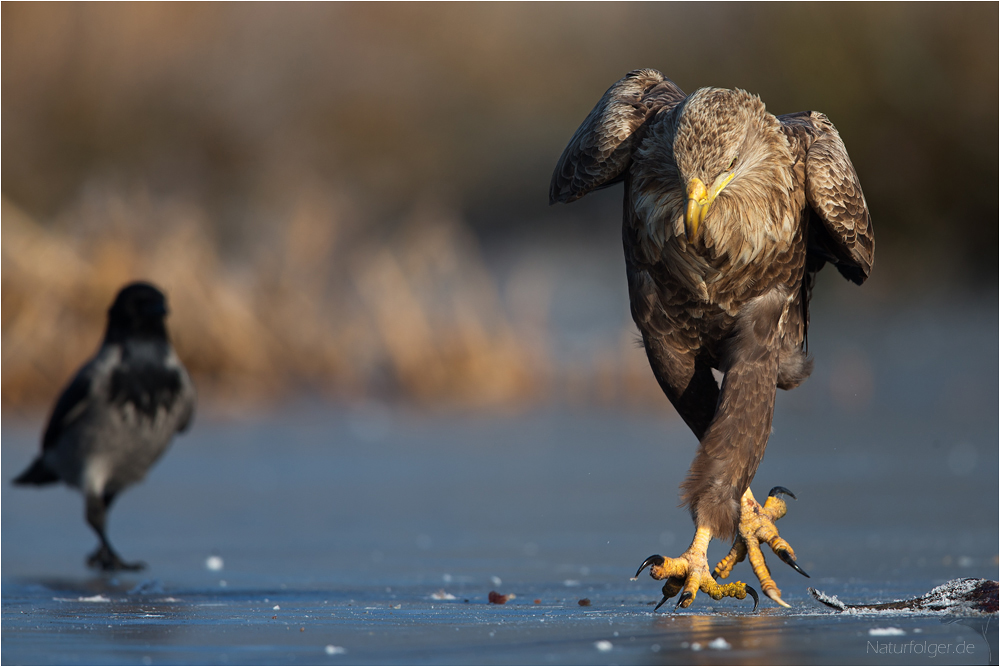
685, 172, 736, 242
685, 178, 710, 242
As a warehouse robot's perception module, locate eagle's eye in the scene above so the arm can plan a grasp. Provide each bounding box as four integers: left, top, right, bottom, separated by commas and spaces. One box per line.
727, 155, 738, 171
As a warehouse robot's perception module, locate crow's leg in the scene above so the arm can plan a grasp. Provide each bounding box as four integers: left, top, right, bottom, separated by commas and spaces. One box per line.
85, 491, 145, 571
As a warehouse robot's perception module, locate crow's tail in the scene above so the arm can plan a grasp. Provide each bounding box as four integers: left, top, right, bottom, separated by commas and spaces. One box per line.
13, 458, 59, 485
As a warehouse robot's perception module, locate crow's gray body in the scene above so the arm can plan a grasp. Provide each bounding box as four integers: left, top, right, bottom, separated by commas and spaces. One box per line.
15, 282, 195, 571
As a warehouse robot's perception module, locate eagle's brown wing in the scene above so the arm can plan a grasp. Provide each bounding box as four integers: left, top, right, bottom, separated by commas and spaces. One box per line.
549, 69, 686, 204
781, 111, 875, 285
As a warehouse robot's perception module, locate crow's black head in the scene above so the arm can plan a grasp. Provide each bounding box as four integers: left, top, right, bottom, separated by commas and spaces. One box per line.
105, 282, 170, 343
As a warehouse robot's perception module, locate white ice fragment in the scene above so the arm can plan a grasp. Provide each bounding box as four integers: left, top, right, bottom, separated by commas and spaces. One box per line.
594, 640, 613, 652
430, 589, 457, 600
273, 605, 281, 610
690, 642, 703, 651
324, 645, 347, 655
707, 637, 732, 650
563, 579, 581, 587
869, 627, 906, 636
205, 555, 224, 571
55, 595, 110, 603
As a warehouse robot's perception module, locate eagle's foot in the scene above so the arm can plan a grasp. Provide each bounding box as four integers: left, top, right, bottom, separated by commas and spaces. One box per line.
713, 487, 809, 608
87, 545, 145, 572
634, 527, 759, 611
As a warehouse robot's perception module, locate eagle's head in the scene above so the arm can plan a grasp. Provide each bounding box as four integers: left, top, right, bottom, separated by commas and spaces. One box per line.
670, 88, 791, 244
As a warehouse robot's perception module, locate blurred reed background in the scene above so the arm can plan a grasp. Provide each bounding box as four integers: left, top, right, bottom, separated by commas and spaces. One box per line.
2, 3, 996, 415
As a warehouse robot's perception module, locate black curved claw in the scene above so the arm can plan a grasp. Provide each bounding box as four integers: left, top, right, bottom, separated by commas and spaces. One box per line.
745, 585, 760, 612
768, 486, 797, 500
675, 591, 693, 609
633, 554, 665, 579
653, 595, 669, 611
777, 549, 810, 578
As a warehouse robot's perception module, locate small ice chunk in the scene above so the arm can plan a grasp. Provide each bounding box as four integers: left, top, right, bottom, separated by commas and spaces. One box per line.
324, 645, 347, 655
690, 642, 703, 651
431, 590, 456, 600
869, 627, 906, 636
563, 579, 581, 587
206, 556, 224, 571
77, 595, 110, 603
128, 580, 164, 595
594, 640, 613, 652
707, 637, 732, 650
273, 605, 281, 610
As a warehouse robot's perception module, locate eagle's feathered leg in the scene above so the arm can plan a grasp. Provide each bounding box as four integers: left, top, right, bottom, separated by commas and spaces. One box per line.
713, 487, 809, 607
636, 290, 790, 609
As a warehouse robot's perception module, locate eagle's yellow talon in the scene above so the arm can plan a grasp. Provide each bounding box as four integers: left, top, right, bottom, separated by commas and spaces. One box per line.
713, 488, 807, 607
639, 527, 760, 611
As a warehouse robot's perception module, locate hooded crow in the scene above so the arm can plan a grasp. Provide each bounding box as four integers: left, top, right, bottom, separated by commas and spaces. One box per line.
14, 282, 196, 571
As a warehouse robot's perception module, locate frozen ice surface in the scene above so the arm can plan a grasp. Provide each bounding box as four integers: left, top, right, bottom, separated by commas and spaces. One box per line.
2, 301, 998, 665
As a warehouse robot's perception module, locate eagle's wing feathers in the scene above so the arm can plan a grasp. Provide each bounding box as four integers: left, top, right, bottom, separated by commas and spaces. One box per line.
782, 111, 874, 284
549, 69, 685, 204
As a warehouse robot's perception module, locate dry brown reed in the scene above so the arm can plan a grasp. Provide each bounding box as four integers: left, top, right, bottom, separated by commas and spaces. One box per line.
2, 190, 668, 415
